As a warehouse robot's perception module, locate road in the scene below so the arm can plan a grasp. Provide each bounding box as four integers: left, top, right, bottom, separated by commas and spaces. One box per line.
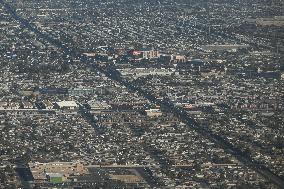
0, 0, 283, 188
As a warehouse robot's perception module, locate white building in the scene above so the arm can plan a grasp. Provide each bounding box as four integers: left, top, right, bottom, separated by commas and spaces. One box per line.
55, 101, 79, 110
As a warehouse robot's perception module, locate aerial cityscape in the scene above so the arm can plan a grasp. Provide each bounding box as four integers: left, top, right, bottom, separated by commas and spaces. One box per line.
0, 0, 283, 188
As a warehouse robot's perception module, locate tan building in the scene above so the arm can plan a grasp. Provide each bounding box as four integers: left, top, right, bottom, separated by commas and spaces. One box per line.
142, 50, 159, 59
29, 161, 88, 180
145, 109, 163, 117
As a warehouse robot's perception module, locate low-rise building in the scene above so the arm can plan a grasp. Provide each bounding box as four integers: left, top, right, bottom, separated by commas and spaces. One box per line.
55, 101, 79, 110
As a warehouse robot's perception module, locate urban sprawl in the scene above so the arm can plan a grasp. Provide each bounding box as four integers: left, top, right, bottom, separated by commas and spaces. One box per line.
0, 0, 283, 188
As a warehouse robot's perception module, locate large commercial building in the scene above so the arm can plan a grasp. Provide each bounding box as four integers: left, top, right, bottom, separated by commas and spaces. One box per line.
129, 48, 159, 60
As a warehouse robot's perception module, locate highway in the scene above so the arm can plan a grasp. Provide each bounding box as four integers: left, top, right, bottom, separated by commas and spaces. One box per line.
0, 0, 283, 188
